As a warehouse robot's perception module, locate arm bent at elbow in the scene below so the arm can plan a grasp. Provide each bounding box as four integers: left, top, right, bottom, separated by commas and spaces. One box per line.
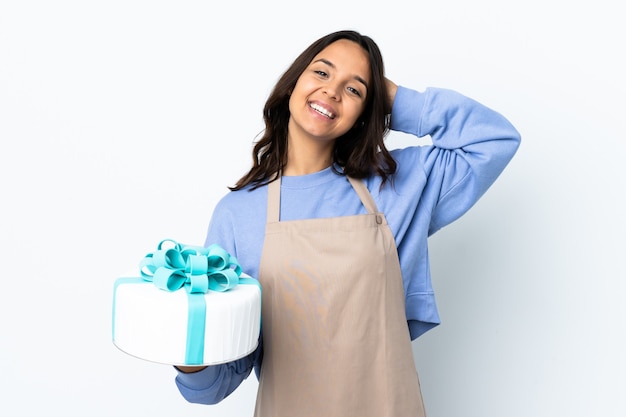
174, 345, 260, 405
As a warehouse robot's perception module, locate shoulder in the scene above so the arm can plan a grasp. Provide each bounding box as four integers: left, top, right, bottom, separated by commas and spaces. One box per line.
389, 146, 433, 181
214, 184, 268, 211
205, 184, 269, 253
208, 185, 269, 230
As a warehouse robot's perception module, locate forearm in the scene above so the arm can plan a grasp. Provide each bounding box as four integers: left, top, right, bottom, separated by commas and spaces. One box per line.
391, 86, 521, 153
174, 345, 260, 405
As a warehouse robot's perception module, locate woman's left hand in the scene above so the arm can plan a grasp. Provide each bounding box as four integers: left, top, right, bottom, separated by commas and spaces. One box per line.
385, 78, 398, 114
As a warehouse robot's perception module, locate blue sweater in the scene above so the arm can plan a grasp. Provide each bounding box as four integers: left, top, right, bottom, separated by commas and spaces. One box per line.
175, 86, 521, 404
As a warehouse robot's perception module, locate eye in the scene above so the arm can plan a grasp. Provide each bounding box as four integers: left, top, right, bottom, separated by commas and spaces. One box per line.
347, 86, 362, 97
314, 70, 328, 78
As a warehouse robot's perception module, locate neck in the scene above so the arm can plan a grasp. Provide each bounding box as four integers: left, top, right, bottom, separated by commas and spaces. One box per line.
283, 137, 334, 176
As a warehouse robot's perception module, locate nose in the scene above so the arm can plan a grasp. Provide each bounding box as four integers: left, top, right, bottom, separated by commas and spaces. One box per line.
323, 82, 340, 100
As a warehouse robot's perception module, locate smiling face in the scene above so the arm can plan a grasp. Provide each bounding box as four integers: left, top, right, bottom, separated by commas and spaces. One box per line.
287, 39, 371, 146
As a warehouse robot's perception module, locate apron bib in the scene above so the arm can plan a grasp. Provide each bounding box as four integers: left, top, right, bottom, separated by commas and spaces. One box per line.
254, 176, 426, 417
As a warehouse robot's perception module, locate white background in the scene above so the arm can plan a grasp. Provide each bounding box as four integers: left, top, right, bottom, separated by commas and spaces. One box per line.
1, 1, 624, 416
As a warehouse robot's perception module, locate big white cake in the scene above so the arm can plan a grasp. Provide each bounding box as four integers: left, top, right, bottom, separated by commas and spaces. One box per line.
112, 240, 261, 366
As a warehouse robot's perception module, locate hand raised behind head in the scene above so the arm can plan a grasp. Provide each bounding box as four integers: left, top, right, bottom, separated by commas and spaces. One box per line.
385, 78, 398, 114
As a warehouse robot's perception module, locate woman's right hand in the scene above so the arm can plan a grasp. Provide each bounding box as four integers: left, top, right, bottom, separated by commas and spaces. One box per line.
175, 365, 208, 373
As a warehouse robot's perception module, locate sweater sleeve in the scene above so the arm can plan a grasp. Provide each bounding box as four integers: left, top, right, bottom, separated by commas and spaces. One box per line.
174, 344, 261, 404
390, 86, 521, 235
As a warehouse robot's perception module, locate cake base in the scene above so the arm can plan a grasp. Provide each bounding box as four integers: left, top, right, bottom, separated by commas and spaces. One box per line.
112, 276, 261, 366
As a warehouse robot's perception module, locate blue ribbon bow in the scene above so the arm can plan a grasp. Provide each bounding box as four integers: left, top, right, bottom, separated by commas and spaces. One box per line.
139, 239, 242, 294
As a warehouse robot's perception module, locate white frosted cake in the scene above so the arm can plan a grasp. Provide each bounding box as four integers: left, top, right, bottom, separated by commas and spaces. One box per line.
112, 240, 261, 366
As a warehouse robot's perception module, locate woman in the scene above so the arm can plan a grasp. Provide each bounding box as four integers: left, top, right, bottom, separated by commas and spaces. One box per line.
174, 30, 521, 416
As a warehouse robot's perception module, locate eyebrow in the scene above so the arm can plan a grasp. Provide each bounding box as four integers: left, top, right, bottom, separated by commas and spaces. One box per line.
313, 58, 369, 90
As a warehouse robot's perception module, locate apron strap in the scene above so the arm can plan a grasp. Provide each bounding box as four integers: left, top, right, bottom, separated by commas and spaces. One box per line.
267, 176, 281, 223
347, 177, 380, 214
267, 175, 379, 222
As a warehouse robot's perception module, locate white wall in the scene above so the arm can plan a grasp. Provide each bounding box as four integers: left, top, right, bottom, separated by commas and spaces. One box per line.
1, 1, 623, 416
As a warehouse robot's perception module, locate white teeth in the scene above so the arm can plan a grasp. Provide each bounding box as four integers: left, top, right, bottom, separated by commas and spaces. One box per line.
310, 103, 334, 119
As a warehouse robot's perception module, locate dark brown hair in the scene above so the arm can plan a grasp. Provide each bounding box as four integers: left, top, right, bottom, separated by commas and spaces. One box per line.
230, 30, 396, 191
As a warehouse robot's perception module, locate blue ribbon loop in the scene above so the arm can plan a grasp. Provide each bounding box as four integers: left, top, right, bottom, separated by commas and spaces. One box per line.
139, 239, 247, 365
